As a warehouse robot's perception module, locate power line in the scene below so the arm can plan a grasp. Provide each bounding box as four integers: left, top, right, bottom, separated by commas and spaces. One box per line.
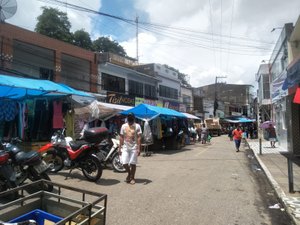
38, 0, 275, 48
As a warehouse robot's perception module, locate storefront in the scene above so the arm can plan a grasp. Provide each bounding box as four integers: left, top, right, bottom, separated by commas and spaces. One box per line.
0, 74, 95, 143
121, 103, 188, 150
282, 58, 300, 154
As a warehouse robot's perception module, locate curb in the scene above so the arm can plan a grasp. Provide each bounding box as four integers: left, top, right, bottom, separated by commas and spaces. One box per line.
245, 140, 300, 225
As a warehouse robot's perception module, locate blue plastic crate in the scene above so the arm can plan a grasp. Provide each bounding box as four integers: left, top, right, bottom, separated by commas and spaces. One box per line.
9, 209, 62, 225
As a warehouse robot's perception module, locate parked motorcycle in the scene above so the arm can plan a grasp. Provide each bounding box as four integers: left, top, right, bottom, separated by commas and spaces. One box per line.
96, 132, 125, 173
39, 127, 107, 182
0, 138, 53, 192
0, 149, 16, 192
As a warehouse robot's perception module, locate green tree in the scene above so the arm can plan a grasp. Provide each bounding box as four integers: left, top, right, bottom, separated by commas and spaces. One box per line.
73, 29, 92, 50
92, 37, 127, 56
35, 7, 72, 43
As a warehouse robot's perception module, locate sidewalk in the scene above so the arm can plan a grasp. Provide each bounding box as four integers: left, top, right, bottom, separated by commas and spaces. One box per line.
247, 139, 300, 224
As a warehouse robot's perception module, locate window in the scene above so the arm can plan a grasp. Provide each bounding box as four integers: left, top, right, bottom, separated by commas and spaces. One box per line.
145, 84, 156, 98
40, 67, 53, 80
183, 95, 191, 104
101, 73, 125, 93
129, 80, 143, 97
262, 74, 270, 99
159, 85, 178, 99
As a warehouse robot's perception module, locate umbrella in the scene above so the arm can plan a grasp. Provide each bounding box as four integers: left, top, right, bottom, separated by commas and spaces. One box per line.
259, 121, 275, 129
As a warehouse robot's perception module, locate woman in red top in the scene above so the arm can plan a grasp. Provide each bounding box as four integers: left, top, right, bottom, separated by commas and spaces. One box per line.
232, 126, 243, 152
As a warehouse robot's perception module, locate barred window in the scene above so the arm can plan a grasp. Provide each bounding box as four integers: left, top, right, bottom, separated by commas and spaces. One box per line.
101, 73, 125, 93
129, 80, 143, 97
145, 84, 156, 98
159, 85, 178, 99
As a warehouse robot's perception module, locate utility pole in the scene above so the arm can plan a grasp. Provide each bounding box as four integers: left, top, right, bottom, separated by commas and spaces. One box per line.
214, 75, 226, 117
136, 16, 139, 64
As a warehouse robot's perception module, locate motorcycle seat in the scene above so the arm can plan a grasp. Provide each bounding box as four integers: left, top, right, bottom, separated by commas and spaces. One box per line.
69, 140, 88, 151
15, 151, 39, 164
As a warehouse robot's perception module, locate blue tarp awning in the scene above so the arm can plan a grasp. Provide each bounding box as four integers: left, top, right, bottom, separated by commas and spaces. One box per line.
121, 103, 187, 120
223, 116, 255, 123
0, 74, 95, 102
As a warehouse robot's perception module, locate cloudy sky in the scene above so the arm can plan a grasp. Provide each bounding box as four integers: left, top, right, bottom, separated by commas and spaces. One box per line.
6, 0, 300, 88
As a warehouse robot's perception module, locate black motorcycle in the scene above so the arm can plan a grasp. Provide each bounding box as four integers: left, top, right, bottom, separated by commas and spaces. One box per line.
96, 132, 125, 173
0, 138, 53, 192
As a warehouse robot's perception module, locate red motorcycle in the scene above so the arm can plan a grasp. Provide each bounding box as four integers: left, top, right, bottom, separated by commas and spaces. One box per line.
38, 127, 108, 182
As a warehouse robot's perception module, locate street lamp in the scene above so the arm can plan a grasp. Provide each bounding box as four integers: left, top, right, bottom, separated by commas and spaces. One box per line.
271, 27, 283, 32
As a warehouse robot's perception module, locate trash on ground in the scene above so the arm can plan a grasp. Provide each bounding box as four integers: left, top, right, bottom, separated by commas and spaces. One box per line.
269, 203, 281, 209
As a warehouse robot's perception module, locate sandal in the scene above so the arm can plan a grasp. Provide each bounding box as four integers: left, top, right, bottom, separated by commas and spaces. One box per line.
130, 179, 136, 185
125, 176, 131, 183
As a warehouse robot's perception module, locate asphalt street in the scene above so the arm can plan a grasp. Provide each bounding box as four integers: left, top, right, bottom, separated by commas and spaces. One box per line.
49, 135, 293, 225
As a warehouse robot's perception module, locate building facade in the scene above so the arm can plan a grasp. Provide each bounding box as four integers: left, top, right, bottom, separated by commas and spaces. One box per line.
135, 63, 182, 111
268, 23, 293, 151
194, 83, 255, 119
256, 63, 271, 122
180, 86, 193, 113
281, 17, 300, 155
98, 53, 161, 106
0, 23, 98, 92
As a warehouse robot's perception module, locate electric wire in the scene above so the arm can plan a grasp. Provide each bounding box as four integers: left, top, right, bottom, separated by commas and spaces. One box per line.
37, 0, 276, 54
226, 0, 235, 73
209, 0, 217, 69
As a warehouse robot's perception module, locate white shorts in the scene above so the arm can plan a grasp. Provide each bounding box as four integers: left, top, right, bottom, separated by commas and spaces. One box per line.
121, 150, 138, 165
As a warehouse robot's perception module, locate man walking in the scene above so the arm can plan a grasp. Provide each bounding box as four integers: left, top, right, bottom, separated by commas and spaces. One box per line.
232, 125, 243, 152
119, 113, 142, 185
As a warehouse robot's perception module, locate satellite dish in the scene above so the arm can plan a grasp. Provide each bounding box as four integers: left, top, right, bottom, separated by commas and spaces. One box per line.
0, 0, 17, 22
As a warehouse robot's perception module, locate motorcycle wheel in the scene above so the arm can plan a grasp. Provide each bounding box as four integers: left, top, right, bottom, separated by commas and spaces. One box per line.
82, 155, 102, 182
29, 169, 54, 192
38, 173, 54, 192
112, 153, 126, 172
43, 150, 64, 172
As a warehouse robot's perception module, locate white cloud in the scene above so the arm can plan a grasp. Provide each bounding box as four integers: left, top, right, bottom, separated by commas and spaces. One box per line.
5, 0, 300, 90
7, 0, 101, 33
128, 0, 300, 88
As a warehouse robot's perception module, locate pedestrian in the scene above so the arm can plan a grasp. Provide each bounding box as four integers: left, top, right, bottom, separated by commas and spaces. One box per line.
189, 125, 197, 144
228, 126, 233, 141
266, 124, 277, 148
201, 124, 208, 144
196, 124, 202, 142
232, 125, 243, 152
119, 113, 142, 185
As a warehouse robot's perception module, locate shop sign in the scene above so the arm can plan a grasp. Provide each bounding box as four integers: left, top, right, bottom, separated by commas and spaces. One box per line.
163, 101, 179, 111
135, 98, 163, 107
135, 97, 159, 106
179, 104, 186, 112
106, 92, 135, 106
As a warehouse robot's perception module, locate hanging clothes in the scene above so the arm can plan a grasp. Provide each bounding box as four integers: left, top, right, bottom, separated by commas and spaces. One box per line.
65, 109, 75, 139
0, 101, 18, 121
152, 117, 162, 139
143, 120, 153, 143
53, 100, 64, 129
18, 102, 26, 139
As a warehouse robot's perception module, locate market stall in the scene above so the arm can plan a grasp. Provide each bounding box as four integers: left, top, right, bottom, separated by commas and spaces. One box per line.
0, 74, 95, 144
121, 103, 188, 151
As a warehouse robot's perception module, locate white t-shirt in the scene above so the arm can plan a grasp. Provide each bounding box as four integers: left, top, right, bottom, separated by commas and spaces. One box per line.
120, 123, 142, 151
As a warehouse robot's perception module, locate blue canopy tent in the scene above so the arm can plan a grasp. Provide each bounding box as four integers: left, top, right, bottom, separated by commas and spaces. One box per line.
0, 74, 95, 104
224, 116, 255, 123
120, 103, 187, 120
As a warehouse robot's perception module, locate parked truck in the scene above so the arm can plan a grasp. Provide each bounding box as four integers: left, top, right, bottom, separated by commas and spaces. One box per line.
204, 118, 222, 136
